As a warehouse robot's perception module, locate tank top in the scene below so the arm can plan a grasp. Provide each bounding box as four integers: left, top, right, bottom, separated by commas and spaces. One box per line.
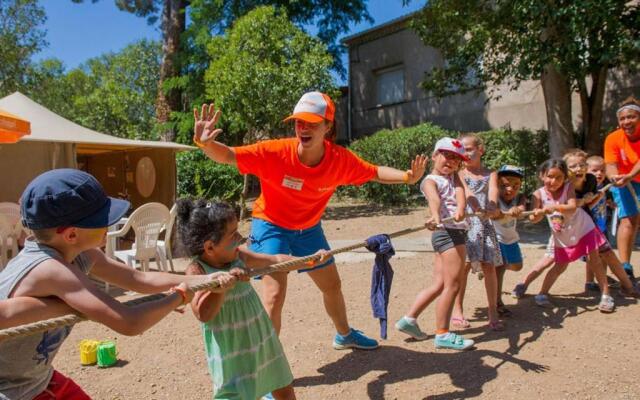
493, 197, 521, 244
421, 174, 468, 230
0, 240, 92, 400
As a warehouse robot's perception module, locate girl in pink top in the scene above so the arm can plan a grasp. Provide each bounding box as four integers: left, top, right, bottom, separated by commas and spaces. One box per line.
529, 159, 614, 312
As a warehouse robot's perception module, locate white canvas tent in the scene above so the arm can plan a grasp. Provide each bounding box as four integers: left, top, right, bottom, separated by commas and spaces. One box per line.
0, 92, 194, 209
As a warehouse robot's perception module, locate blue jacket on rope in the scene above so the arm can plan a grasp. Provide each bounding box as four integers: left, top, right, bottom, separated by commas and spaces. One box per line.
366, 234, 395, 339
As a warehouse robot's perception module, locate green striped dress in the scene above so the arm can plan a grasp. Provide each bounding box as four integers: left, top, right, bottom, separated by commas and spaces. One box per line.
196, 258, 293, 400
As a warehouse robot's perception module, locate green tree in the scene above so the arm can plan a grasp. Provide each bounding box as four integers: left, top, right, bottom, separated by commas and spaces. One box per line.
204, 5, 336, 145
72, 0, 372, 142
411, 0, 640, 156
26, 40, 161, 140
203, 5, 336, 214
70, 39, 161, 139
0, 0, 47, 96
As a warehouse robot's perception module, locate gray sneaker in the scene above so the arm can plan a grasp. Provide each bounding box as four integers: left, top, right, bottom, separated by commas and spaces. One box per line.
395, 317, 428, 340
534, 294, 553, 308
598, 294, 615, 313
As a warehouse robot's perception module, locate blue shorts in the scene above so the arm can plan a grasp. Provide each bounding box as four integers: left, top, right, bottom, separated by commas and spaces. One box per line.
248, 218, 335, 276
498, 242, 523, 265
610, 181, 640, 219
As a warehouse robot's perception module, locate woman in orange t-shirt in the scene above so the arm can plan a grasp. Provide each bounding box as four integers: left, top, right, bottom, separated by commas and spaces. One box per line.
603, 96, 640, 280
193, 92, 427, 351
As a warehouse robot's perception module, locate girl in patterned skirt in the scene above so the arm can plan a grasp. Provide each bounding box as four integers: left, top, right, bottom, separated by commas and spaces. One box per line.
177, 198, 297, 400
452, 134, 505, 331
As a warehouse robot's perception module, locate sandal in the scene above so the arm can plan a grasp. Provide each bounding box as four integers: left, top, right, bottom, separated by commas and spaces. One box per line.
488, 320, 505, 331
497, 304, 513, 318
450, 316, 471, 329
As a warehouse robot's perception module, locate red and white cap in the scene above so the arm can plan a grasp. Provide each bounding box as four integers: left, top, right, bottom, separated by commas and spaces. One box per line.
434, 137, 469, 161
283, 91, 335, 123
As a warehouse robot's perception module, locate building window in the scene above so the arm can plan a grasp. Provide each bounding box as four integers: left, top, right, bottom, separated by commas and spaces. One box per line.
376, 66, 405, 106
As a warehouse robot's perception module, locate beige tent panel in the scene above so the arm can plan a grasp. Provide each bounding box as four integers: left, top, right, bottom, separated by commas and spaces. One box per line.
0, 141, 77, 202
0, 92, 194, 209
0, 92, 194, 151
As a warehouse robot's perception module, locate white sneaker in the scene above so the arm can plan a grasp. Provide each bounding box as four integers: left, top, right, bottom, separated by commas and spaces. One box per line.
598, 294, 615, 313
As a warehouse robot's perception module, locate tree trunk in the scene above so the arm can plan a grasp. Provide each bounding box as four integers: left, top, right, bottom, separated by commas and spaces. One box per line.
541, 64, 575, 158
578, 66, 608, 156
156, 0, 186, 142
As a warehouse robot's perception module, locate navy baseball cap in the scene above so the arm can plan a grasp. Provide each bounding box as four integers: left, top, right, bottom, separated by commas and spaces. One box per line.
498, 165, 524, 178
20, 169, 130, 230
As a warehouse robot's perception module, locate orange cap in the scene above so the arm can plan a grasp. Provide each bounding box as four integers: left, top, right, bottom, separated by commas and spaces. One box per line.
283, 92, 335, 123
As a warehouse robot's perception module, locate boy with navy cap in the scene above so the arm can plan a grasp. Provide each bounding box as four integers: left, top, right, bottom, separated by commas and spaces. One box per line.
492, 165, 527, 317
0, 169, 235, 400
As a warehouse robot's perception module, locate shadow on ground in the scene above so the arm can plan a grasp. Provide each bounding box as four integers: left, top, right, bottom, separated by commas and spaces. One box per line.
294, 291, 637, 399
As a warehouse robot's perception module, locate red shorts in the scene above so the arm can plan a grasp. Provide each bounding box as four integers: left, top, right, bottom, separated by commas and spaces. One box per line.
32, 370, 91, 400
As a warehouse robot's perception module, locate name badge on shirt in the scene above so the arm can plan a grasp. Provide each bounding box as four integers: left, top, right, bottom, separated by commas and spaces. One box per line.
282, 175, 304, 191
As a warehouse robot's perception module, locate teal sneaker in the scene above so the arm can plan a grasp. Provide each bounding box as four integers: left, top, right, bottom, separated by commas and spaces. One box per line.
333, 329, 379, 350
434, 332, 474, 351
395, 317, 428, 340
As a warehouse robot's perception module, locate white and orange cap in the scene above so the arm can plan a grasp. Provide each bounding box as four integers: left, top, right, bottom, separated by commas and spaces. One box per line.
434, 137, 469, 161
283, 91, 335, 123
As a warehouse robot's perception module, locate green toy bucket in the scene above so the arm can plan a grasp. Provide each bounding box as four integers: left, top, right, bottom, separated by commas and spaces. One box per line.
96, 341, 117, 368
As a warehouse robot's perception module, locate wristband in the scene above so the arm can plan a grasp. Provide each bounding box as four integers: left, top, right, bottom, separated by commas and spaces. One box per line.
193, 137, 206, 148
403, 172, 410, 183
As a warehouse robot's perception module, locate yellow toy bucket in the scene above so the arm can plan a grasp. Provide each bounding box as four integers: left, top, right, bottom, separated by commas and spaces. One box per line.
79, 340, 100, 365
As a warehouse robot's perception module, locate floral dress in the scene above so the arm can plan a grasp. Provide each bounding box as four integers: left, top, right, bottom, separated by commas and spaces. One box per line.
464, 175, 503, 268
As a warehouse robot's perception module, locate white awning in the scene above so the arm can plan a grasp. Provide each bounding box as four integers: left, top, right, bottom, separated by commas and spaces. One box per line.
0, 92, 194, 153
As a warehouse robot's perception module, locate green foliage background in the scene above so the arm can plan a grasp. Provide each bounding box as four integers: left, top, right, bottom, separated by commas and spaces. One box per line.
338, 124, 549, 205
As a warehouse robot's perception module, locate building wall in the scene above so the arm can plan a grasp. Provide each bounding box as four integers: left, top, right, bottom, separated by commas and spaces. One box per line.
347, 27, 640, 139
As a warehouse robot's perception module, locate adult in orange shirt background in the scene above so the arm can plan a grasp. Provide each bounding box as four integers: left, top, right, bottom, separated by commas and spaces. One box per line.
603, 96, 640, 280
194, 91, 427, 350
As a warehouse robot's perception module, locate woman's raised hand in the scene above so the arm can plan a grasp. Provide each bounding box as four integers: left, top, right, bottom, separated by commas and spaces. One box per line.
193, 103, 223, 145
407, 154, 428, 184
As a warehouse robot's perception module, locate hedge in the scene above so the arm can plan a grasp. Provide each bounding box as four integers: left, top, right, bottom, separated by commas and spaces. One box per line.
338, 124, 549, 204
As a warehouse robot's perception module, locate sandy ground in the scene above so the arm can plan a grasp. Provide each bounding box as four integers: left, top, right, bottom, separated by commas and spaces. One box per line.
44, 201, 640, 399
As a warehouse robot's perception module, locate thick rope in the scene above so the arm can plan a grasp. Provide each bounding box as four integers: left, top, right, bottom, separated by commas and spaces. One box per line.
0, 183, 614, 342
0, 222, 438, 342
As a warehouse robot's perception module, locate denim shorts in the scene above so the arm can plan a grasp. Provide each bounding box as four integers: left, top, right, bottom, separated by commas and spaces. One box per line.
248, 218, 335, 275
431, 228, 467, 253
610, 181, 640, 219
498, 242, 523, 265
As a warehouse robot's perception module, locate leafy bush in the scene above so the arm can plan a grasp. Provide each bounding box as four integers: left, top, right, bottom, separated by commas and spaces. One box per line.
479, 128, 549, 196
177, 151, 243, 200
337, 123, 450, 204
339, 124, 549, 204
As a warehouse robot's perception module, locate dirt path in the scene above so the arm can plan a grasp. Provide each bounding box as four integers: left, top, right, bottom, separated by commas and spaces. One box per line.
47, 202, 639, 399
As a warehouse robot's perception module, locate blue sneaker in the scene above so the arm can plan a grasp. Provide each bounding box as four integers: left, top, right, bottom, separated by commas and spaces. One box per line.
511, 283, 527, 299
434, 332, 474, 351
395, 317, 428, 340
585, 282, 600, 292
333, 329, 379, 350
261, 394, 274, 400
623, 263, 635, 281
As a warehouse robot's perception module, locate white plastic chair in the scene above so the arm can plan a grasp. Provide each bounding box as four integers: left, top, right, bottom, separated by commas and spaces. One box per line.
156, 203, 177, 272
106, 203, 170, 274
0, 202, 22, 269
